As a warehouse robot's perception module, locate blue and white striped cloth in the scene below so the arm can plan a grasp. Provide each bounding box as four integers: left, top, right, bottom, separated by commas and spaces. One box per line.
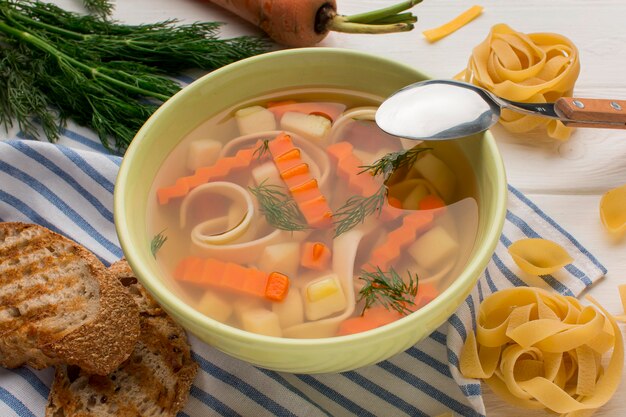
0, 128, 606, 417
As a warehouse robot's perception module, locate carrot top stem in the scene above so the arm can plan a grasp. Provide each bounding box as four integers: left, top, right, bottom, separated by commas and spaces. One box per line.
316, 0, 422, 35
343, 0, 422, 24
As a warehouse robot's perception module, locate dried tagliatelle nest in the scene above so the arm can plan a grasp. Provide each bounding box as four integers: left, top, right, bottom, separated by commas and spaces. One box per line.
458, 24, 580, 140
460, 287, 623, 416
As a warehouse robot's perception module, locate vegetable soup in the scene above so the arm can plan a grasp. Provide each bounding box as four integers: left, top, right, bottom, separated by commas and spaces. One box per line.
147, 88, 479, 339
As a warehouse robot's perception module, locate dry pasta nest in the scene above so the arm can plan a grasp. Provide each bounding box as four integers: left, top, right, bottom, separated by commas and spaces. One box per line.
460, 287, 623, 416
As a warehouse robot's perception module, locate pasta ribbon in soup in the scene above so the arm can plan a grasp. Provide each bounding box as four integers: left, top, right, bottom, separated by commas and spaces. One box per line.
460, 287, 623, 416
508, 238, 573, 276
460, 24, 580, 140
599, 184, 626, 234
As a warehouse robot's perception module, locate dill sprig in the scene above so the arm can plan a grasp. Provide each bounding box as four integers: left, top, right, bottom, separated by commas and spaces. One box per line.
82, 0, 113, 19
252, 139, 270, 160
333, 185, 386, 237
150, 229, 167, 258
358, 267, 418, 315
331, 146, 432, 236
0, 0, 268, 151
249, 181, 309, 232
360, 146, 431, 179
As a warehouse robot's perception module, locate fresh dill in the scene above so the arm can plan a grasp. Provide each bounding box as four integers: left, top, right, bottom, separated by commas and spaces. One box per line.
358, 267, 418, 316
331, 146, 432, 237
252, 139, 270, 160
249, 181, 309, 232
82, 0, 113, 19
150, 229, 167, 258
333, 185, 386, 237
0, 0, 268, 151
360, 146, 431, 179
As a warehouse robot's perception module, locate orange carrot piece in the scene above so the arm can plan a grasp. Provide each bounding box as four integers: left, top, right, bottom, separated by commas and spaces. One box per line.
419, 194, 446, 210
364, 211, 434, 271
327, 142, 379, 196
157, 141, 261, 205
266, 101, 344, 122
265, 272, 290, 302
337, 305, 403, 336
301, 241, 332, 270
414, 283, 439, 309
174, 256, 290, 302
327, 142, 403, 223
267, 132, 333, 228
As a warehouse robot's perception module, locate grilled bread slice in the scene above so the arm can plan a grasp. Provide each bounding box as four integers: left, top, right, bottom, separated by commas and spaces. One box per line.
46, 260, 198, 417
0, 222, 140, 375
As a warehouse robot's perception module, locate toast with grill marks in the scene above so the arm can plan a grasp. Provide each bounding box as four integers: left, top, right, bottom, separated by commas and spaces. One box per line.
0, 222, 140, 375
46, 260, 197, 417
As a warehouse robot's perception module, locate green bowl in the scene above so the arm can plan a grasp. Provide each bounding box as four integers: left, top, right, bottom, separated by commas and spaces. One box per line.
115, 48, 507, 373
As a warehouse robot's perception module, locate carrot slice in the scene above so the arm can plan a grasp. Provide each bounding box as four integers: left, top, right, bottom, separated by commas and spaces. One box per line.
157, 141, 260, 205
327, 142, 402, 222
267, 132, 333, 228
337, 305, 403, 336
418, 194, 446, 210
301, 241, 331, 271
364, 211, 434, 271
174, 256, 290, 302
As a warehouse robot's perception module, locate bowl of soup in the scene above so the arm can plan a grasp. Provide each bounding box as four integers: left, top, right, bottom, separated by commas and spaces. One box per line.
114, 48, 507, 373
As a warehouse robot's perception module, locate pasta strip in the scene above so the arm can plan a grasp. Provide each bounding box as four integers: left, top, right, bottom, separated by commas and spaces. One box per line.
422, 5, 484, 43
459, 24, 580, 140
460, 287, 623, 416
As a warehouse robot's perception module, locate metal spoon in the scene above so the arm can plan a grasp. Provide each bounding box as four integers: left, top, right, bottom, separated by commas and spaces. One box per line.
375, 79, 626, 140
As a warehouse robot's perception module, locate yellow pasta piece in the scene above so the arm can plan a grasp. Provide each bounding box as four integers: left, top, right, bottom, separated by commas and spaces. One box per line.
459, 287, 624, 416
422, 5, 484, 43
599, 184, 626, 234
508, 238, 573, 276
458, 24, 580, 140
620, 284, 626, 314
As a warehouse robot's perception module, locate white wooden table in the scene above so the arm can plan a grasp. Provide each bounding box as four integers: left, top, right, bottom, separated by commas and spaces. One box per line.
47, 0, 626, 415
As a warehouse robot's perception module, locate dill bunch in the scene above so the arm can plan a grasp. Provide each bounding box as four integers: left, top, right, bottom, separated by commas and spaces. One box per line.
0, 0, 268, 151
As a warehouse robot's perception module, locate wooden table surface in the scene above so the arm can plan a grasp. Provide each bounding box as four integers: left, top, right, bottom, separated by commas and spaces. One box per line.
45, 0, 626, 415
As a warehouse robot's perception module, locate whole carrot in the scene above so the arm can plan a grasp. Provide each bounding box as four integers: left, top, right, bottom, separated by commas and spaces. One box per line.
203, 0, 422, 47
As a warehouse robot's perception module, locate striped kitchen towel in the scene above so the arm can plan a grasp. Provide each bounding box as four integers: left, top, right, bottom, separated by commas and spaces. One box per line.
0, 136, 606, 417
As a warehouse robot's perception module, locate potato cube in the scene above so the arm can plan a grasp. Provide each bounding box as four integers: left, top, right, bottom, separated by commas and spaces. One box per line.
303, 274, 347, 320
412, 153, 456, 203
272, 290, 304, 328
408, 225, 458, 271
235, 105, 277, 136
196, 290, 233, 322
257, 242, 300, 278
251, 161, 283, 187
239, 308, 282, 337
280, 112, 331, 142
186, 139, 222, 171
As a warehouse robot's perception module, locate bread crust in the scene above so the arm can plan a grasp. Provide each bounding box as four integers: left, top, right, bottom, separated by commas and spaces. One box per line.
46, 260, 198, 417
0, 222, 140, 375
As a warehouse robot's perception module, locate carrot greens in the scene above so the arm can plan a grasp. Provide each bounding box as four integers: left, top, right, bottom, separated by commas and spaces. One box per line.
358, 267, 418, 316
0, 0, 267, 151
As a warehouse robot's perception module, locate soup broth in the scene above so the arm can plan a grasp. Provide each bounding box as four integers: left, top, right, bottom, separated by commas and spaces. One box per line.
147, 88, 479, 339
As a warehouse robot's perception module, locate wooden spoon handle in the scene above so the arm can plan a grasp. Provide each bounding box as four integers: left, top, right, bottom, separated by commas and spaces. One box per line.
556, 97, 626, 128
